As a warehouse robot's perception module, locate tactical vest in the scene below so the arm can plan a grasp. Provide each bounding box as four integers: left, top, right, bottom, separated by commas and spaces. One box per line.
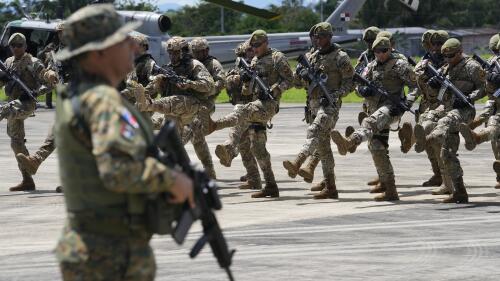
5, 53, 40, 101
309, 45, 343, 102
55, 82, 155, 237
166, 58, 208, 102
251, 48, 283, 101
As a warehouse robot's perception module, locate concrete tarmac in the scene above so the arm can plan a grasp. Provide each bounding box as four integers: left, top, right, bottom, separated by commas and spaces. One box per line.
1, 103, 500, 281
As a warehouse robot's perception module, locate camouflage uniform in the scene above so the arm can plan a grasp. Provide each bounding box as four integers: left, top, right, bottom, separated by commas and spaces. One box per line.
284, 22, 354, 199
136, 36, 214, 138
0, 33, 57, 191
425, 39, 486, 203
213, 30, 293, 198
53, 5, 178, 280
331, 37, 417, 201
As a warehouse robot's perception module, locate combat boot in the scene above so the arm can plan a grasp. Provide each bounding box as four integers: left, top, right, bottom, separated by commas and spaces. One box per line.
16, 153, 42, 175
9, 177, 35, 192
374, 180, 399, 201
345, 126, 357, 153
56, 186, 63, 193
298, 156, 320, 183
369, 183, 386, 193
313, 182, 338, 199
251, 183, 279, 198
239, 180, 262, 190
310, 180, 326, 191
431, 185, 452, 195
283, 153, 307, 179
414, 124, 426, 153
240, 174, 248, 182
398, 122, 413, 153
468, 117, 484, 130
423, 159, 442, 187
493, 161, 500, 189
358, 111, 368, 126
331, 130, 358, 156
459, 123, 485, 151
367, 177, 380, 186
443, 177, 468, 204
215, 144, 236, 167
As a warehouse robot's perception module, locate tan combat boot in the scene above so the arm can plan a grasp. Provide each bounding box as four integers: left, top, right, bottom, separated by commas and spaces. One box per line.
283, 153, 307, 179
313, 182, 338, 199
310, 180, 326, 191
9, 177, 35, 192
413, 124, 426, 153
251, 183, 279, 198
398, 122, 414, 153
374, 180, 399, 201
459, 123, 486, 151
431, 185, 452, 195
16, 153, 42, 175
239, 180, 262, 190
240, 174, 248, 182
215, 144, 236, 167
345, 126, 358, 153
442, 177, 468, 204
422, 160, 442, 187
367, 177, 380, 186
369, 182, 386, 193
298, 156, 320, 183
468, 117, 484, 130
358, 111, 368, 126
331, 130, 358, 156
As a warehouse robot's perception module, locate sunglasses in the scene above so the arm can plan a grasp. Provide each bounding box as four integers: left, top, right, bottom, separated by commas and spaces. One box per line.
250, 41, 263, 48
443, 52, 457, 58
9, 43, 24, 48
374, 48, 389, 54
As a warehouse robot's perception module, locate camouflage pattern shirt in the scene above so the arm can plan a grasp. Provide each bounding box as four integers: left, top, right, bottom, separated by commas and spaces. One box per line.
201, 56, 226, 97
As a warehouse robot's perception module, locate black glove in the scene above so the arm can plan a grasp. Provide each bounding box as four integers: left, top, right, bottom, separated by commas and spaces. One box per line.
487, 72, 500, 86
298, 68, 310, 82
239, 70, 252, 82
453, 96, 473, 109
427, 76, 441, 89
358, 86, 374, 98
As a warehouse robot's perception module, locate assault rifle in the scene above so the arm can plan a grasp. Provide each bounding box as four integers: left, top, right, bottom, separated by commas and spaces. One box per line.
238, 58, 274, 101
354, 72, 415, 115
49, 51, 65, 84
152, 63, 186, 85
425, 63, 474, 109
355, 52, 370, 74
153, 121, 235, 281
0, 59, 37, 100
297, 54, 336, 106
472, 53, 500, 73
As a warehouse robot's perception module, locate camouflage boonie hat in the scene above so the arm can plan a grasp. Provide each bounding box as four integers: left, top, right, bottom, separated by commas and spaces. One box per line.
372, 37, 391, 50
131, 33, 148, 46
441, 38, 461, 55
308, 23, 318, 38
489, 34, 499, 52
421, 29, 435, 48
166, 36, 188, 51
363, 26, 380, 42
250, 30, 267, 44
377, 31, 393, 43
430, 30, 449, 45
55, 22, 65, 31
8, 33, 26, 45
314, 22, 333, 36
56, 4, 141, 61
190, 37, 209, 51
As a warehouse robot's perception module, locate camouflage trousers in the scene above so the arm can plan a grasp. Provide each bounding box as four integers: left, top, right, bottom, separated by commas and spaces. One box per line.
1, 99, 36, 180
428, 107, 475, 183
351, 105, 401, 183
471, 114, 500, 179
298, 105, 339, 185
476, 100, 496, 124
31, 127, 56, 163
56, 226, 155, 281
239, 127, 260, 185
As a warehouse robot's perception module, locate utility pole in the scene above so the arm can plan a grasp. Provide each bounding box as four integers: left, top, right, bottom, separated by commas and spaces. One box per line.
320, 0, 324, 21
220, 6, 225, 34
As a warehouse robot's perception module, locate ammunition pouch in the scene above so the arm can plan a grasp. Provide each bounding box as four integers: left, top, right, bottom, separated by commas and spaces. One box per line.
145, 195, 183, 235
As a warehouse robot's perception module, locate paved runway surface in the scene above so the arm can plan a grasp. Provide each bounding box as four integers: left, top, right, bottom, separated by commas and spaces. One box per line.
1, 103, 500, 281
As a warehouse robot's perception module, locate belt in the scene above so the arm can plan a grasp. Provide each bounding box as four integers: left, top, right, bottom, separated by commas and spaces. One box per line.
248, 123, 267, 131
68, 212, 147, 237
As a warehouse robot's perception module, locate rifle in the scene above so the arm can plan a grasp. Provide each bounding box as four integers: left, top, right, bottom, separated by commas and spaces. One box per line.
425, 63, 474, 109
238, 58, 274, 101
297, 54, 337, 106
355, 52, 370, 74
152, 63, 187, 85
0, 59, 37, 100
472, 53, 500, 73
353, 72, 415, 115
153, 121, 235, 281
49, 51, 64, 84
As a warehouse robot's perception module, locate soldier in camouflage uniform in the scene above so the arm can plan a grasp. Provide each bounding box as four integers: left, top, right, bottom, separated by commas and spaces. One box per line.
412, 30, 452, 194
284, 22, 354, 199
52, 5, 194, 280
330, 37, 417, 201
0, 33, 58, 191
135, 36, 214, 139
459, 38, 500, 189
422, 38, 486, 203
211, 30, 294, 198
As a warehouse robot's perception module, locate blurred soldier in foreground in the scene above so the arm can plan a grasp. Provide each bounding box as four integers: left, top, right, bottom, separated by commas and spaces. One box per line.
52, 4, 194, 280
210, 29, 294, 198
283, 22, 354, 199
0, 32, 57, 191
330, 37, 417, 201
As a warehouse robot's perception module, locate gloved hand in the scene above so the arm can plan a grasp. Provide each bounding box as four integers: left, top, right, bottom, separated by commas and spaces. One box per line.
358, 86, 374, 98
427, 76, 441, 89
298, 68, 310, 82
486, 72, 500, 86
239, 70, 252, 82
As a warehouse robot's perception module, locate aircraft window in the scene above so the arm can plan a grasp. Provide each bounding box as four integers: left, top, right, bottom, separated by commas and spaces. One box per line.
0, 27, 55, 60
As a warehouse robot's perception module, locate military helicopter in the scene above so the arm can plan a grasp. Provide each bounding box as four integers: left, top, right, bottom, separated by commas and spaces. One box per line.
0, 0, 419, 65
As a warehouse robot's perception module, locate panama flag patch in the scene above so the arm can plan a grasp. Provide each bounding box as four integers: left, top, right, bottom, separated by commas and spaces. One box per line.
120, 108, 139, 129
340, 12, 351, 22
120, 108, 139, 141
